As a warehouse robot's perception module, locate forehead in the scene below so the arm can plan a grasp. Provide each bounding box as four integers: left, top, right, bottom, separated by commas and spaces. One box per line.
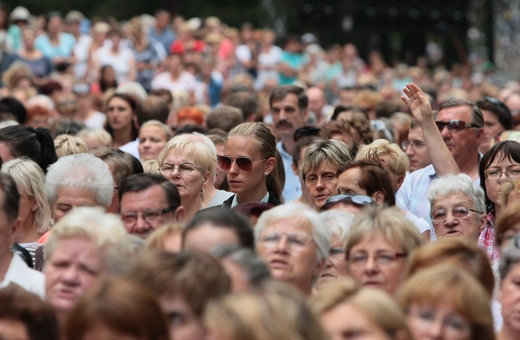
56, 186, 98, 205
408, 126, 425, 140
432, 191, 474, 208
271, 93, 299, 108
307, 159, 336, 174
120, 185, 167, 210
437, 105, 472, 122
264, 217, 313, 234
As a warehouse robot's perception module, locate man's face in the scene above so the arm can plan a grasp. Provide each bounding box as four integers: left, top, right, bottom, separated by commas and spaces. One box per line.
505, 94, 520, 130
120, 185, 179, 239
431, 192, 485, 240
271, 93, 307, 140
306, 88, 325, 116
0, 192, 18, 262
405, 127, 432, 172
436, 105, 482, 166
256, 217, 324, 293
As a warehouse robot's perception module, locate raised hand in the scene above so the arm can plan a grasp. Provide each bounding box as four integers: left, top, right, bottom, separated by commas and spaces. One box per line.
401, 83, 432, 123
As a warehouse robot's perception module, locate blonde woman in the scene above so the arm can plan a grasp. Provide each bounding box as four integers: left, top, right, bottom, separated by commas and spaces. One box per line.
54, 134, 88, 157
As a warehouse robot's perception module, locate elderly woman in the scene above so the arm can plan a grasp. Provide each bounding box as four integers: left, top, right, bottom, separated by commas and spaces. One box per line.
1, 158, 52, 266
44, 207, 134, 326
157, 133, 215, 221
255, 202, 330, 295
314, 278, 413, 340
397, 265, 494, 340
345, 206, 423, 295
316, 210, 354, 286
301, 138, 352, 210
204, 281, 328, 340
44, 153, 114, 224
428, 173, 486, 242
497, 234, 520, 339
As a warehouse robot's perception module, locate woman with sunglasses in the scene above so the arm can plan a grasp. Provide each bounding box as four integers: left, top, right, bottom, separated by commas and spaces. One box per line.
219, 122, 283, 207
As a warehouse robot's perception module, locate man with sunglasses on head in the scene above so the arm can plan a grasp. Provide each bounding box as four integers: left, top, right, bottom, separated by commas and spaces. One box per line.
269, 85, 309, 203
397, 83, 483, 239
119, 173, 185, 239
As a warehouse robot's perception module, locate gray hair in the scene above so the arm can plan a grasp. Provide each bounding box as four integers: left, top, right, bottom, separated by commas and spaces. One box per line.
427, 173, 486, 214
44, 207, 134, 275
319, 210, 354, 243
45, 153, 114, 208
499, 234, 520, 280
301, 139, 352, 181
212, 246, 271, 286
255, 202, 330, 261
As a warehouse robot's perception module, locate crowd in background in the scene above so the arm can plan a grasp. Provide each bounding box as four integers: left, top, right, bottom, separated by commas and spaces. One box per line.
2, 4, 520, 340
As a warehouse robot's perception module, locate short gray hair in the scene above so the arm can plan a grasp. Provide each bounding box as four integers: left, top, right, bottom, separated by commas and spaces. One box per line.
44, 207, 134, 275
428, 173, 485, 214
45, 153, 114, 208
320, 210, 354, 243
301, 139, 352, 181
255, 202, 330, 261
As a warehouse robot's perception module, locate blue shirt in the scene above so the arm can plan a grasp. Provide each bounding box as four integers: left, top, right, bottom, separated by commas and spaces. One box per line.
277, 141, 301, 202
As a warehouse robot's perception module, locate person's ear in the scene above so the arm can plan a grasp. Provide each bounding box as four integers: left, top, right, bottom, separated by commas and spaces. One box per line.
174, 206, 185, 222
291, 162, 298, 176
478, 213, 486, 234
395, 175, 405, 191
372, 191, 386, 206
265, 157, 276, 175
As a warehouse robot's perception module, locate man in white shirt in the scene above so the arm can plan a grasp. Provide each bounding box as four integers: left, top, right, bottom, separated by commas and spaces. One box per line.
0, 173, 44, 298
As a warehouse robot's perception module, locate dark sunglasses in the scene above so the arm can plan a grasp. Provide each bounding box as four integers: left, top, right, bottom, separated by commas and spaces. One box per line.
217, 155, 266, 173
321, 194, 374, 211
435, 120, 480, 132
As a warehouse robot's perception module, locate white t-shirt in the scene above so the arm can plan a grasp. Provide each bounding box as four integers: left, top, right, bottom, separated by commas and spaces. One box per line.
94, 46, 135, 83
151, 71, 198, 93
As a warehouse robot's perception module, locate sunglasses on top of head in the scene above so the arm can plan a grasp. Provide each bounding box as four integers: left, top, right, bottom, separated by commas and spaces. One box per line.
320, 194, 374, 211
435, 120, 480, 132
217, 155, 267, 173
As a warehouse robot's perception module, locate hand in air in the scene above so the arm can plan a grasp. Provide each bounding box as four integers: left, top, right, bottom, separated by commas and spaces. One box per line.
401, 83, 433, 123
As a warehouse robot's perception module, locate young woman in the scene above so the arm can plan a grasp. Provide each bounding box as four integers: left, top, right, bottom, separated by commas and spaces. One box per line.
104, 93, 139, 149
219, 122, 283, 207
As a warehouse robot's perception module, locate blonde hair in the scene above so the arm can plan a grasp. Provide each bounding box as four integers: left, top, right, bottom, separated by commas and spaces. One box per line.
77, 128, 112, 150
144, 222, 184, 251
205, 281, 327, 340
314, 278, 412, 339
139, 120, 173, 141
1, 158, 52, 233
54, 134, 89, 158
142, 159, 160, 174
397, 265, 494, 340
355, 139, 409, 178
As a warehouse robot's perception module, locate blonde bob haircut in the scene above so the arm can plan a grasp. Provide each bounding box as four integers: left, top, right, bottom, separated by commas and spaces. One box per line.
44, 207, 134, 275
397, 265, 495, 340
313, 278, 412, 340
355, 139, 409, 178
157, 133, 216, 177
204, 281, 328, 340
403, 237, 494, 296
1, 158, 52, 233
345, 206, 424, 257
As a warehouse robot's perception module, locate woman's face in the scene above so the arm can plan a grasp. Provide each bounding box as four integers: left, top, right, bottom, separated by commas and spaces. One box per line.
485, 152, 520, 207
321, 301, 391, 340
304, 160, 339, 210
106, 97, 134, 132
481, 109, 504, 152
138, 126, 169, 161
223, 136, 272, 199
161, 150, 209, 201
347, 235, 407, 295
499, 262, 520, 334
52, 186, 99, 223
45, 237, 104, 315
406, 300, 472, 340
317, 235, 348, 286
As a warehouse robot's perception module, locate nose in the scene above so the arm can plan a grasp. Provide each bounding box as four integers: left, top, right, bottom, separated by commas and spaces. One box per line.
440, 125, 452, 139
444, 211, 458, 226
228, 159, 240, 174
274, 235, 289, 253
279, 110, 287, 120
364, 256, 378, 273
405, 145, 414, 156
428, 319, 444, 339
133, 214, 151, 234
62, 266, 79, 284
316, 177, 325, 189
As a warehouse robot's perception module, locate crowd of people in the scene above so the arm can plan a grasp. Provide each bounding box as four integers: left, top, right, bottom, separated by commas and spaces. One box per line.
2, 4, 520, 340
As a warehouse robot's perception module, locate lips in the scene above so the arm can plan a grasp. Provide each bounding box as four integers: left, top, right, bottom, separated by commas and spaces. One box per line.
269, 258, 289, 269
362, 280, 384, 288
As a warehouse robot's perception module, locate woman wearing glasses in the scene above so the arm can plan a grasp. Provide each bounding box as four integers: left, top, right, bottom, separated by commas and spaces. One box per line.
157, 134, 215, 221
479, 140, 520, 262
219, 122, 283, 207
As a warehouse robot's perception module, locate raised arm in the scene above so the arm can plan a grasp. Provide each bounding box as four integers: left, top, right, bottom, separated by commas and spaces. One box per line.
401, 83, 459, 175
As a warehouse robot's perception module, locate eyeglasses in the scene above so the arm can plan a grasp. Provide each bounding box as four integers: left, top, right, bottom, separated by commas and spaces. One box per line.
430, 206, 481, 222
159, 163, 200, 177
484, 169, 520, 180
259, 230, 314, 252
407, 306, 471, 338
401, 140, 426, 151
217, 155, 266, 173
348, 252, 407, 267
321, 194, 373, 211
121, 207, 174, 225
435, 120, 480, 131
